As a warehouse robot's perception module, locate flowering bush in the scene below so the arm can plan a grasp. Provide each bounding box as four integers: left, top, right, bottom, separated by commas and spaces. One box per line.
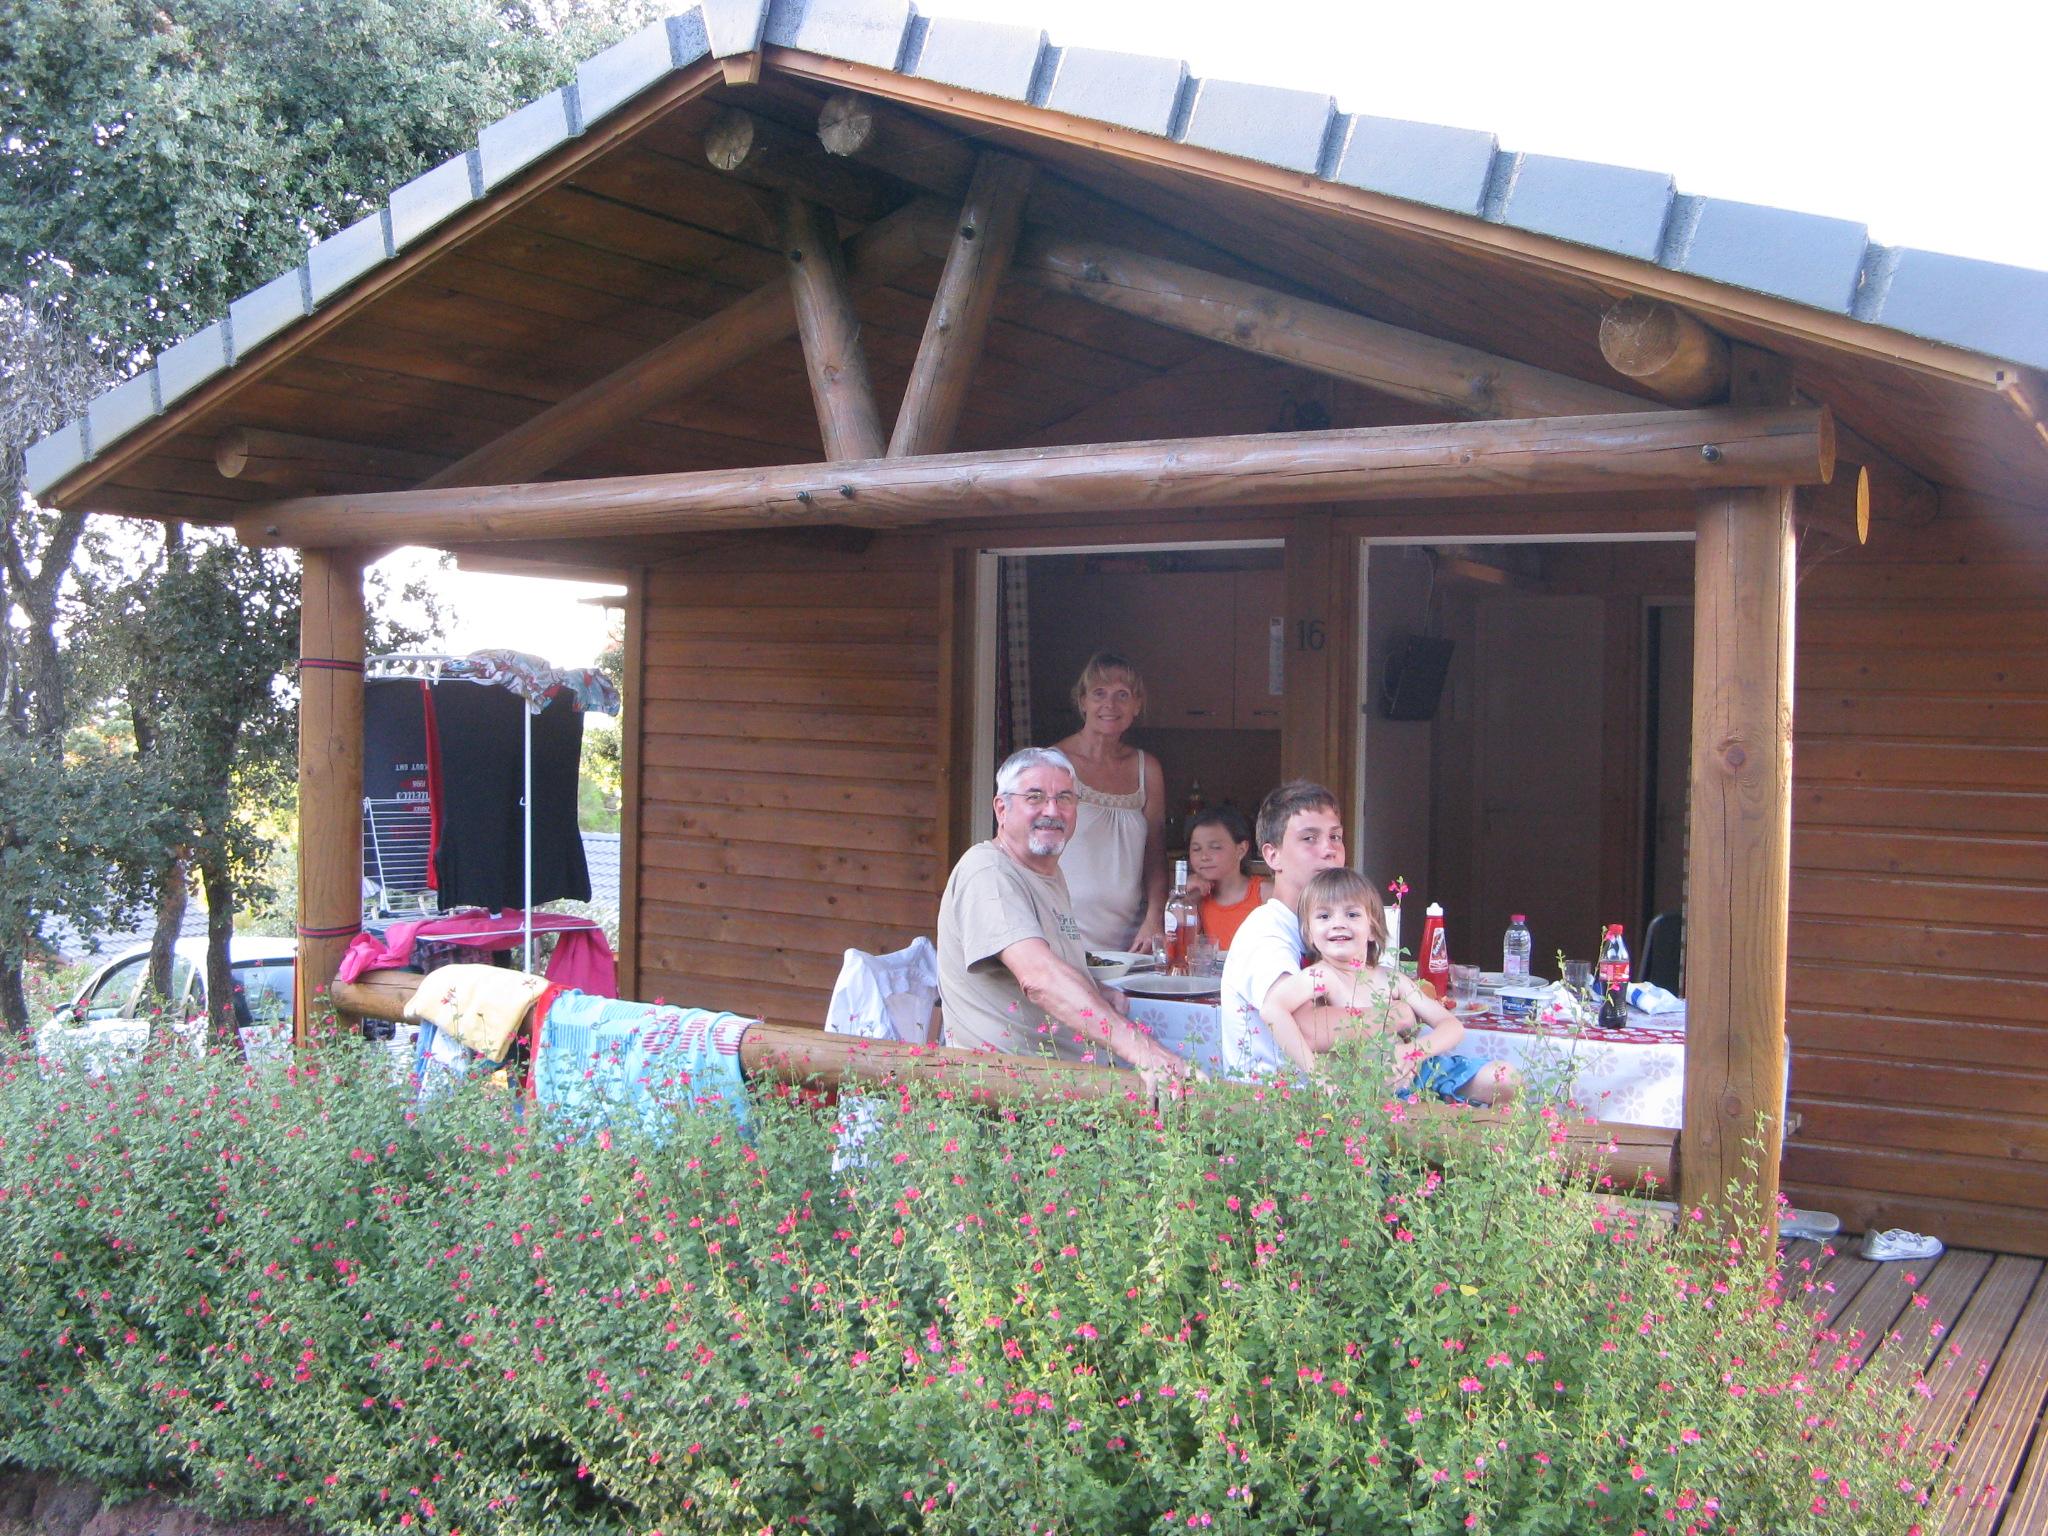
0, 1036, 1930, 1534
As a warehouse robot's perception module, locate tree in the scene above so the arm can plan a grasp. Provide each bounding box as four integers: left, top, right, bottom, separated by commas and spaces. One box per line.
0, 0, 658, 1032
0, 296, 180, 1033
1, 0, 656, 352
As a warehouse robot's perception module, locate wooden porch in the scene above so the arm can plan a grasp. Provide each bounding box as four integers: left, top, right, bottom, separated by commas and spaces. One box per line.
1782, 1236, 2048, 1532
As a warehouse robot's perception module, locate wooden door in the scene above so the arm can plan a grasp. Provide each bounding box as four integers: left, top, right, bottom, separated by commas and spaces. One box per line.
1471, 595, 1606, 974
1232, 568, 1286, 730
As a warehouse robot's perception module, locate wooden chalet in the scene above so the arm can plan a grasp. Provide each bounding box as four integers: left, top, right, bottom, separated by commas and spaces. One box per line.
28, 1, 2048, 1256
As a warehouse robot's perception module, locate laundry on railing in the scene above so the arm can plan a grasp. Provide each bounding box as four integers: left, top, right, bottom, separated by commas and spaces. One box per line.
531, 993, 757, 1142
338, 909, 616, 995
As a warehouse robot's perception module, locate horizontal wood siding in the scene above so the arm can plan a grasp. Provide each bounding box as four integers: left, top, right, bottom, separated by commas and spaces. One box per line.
1783, 491, 2048, 1255
634, 537, 943, 1028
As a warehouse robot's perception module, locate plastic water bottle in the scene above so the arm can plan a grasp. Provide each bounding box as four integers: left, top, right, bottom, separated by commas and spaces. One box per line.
1502, 914, 1532, 981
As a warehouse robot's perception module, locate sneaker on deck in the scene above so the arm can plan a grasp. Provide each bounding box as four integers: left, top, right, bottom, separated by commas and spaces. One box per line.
1779, 1208, 1842, 1240
1860, 1228, 1944, 1262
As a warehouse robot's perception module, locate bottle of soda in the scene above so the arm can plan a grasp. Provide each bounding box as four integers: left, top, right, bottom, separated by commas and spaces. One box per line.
1164, 859, 1200, 975
1597, 924, 1630, 1029
1502, 914, 1532, 981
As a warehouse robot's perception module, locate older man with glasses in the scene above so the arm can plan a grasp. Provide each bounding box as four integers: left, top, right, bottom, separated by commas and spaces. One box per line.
937, 746, 1193, 1083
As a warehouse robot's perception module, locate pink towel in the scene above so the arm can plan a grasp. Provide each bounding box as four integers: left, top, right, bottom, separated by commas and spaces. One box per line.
336, 909, 616, 997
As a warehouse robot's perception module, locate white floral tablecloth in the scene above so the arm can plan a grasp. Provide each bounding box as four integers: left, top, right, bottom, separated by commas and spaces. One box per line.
1456, 1008, 1688, 1128
1120, 994, 1691, 1128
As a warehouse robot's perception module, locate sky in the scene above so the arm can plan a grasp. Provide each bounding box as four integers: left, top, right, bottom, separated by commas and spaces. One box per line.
392, 0, 2045, 667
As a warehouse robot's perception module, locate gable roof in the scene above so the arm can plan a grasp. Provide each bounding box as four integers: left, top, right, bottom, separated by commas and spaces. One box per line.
24, 0, 2048, 506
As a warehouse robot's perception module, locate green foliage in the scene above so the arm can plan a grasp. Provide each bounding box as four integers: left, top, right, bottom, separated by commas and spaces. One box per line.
0, 1040, 1933, 1534
579, 716, 622, 832
1, 0, 657, 353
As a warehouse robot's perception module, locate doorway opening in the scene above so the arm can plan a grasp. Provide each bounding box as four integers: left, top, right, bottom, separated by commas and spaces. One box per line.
1354, 536, 1695, 975
972, 539, 1286, 851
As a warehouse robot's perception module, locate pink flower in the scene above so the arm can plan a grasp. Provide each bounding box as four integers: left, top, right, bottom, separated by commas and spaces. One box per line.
1459, 1377, 1482, 1393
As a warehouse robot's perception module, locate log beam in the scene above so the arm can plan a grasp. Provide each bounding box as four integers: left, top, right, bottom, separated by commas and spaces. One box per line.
216, 428, 443, 489
889, 153, 1035, 456
1601, 296, 1934, 528
1013, 228, 1645, 421
418, 198, 944, 490
700, 105, 901, 225
237, 406, 1832, 549
1598, 295, 1731, 405
333, 968, 1676, 1188
778, 194, 886, 461
295, 550, 366, 1046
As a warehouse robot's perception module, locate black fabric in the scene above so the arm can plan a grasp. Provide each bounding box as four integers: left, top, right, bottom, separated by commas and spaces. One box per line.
362, 681, 434, 891
428, 684, 590, 909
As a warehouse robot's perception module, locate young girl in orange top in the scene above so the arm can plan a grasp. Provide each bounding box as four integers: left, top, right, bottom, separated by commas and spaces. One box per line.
1186, 806, 1264, 951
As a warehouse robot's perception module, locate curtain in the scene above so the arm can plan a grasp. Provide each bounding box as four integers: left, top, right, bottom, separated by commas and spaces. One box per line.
994, 556, 1033, 763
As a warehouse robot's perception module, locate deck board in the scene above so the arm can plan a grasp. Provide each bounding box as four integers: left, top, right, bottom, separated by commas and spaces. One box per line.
1780, 1241, 2048, 1536
1939, 1265, 2048, 1535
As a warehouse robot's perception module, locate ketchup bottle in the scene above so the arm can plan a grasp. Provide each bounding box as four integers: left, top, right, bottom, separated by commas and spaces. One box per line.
1419, 902, 1452, 999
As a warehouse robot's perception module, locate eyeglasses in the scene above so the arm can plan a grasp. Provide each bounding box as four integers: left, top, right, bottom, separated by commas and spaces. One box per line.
1004, 789, 1080, 811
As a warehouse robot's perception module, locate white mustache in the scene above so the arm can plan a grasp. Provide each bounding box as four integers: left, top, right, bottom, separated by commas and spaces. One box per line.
1031, 816, 1067, 830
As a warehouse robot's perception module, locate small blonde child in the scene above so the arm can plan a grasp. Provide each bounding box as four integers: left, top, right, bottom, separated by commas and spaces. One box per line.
1258, 868, 1516, 1104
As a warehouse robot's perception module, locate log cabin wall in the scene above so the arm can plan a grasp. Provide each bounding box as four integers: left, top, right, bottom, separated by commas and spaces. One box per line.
634, 533, 946, 1029
1781, 489, 2048, 1256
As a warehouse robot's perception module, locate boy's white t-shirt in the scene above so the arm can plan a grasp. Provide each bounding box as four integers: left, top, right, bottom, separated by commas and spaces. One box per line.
1218, 897, 1304, 1080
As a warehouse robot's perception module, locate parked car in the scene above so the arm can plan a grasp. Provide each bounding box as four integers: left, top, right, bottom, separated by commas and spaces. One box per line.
40, 937, 296, 1073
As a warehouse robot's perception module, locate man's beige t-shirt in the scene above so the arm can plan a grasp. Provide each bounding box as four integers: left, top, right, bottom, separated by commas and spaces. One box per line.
938, 840, 1096, 1060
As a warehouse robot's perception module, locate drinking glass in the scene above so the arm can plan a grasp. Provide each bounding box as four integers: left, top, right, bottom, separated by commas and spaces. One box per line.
1563, 959, 1593, 994
1449, 963, 1480, 1005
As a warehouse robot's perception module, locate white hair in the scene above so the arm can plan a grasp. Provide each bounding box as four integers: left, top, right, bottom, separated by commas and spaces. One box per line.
994, 746, 1076, 796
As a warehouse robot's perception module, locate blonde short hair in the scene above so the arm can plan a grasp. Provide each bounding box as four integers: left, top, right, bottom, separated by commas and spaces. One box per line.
1071, 651, 1146, 716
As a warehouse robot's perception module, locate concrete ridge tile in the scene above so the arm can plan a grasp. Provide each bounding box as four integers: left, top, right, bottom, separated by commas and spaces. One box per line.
764, 0, 915, 70
1328, 113, 1496, 215
153, 320, 230, 408
1178, 77, 1335, 176
24, 421, 89, 500
1038, 44, 1188, 137
478, 88, 578, 191
910, 15, 1047, 100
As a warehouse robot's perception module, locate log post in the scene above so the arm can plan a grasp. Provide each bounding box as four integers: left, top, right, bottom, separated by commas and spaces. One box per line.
889, 153, 1035, 456
778, 195, 886, 461
1678, 353, 1797, 1239
295, 548, 367, 1046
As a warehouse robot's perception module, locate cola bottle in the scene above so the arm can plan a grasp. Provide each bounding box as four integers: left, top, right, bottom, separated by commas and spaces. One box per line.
1597, 924, 1630, 1029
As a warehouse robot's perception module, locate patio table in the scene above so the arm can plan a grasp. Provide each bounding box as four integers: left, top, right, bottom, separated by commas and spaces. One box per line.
1119, 992, 1689, 1128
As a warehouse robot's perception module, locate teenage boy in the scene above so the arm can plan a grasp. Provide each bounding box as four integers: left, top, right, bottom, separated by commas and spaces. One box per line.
1218, 780, 1350, 1079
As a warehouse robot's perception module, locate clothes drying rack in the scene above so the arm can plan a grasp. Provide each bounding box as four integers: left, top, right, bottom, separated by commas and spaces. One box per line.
365, 652, 549, 972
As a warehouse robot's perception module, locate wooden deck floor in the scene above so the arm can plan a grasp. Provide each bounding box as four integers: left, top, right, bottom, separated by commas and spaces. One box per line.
1781, 1237, 2048, 1533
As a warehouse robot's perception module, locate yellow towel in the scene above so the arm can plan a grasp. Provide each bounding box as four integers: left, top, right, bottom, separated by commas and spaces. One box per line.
406, 965, 550, 1061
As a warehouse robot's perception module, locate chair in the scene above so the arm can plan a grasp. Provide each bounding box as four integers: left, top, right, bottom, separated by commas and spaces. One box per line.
824, 938, 940, 1045
1641, 909, 1684, 994
824, 939, 941, 1170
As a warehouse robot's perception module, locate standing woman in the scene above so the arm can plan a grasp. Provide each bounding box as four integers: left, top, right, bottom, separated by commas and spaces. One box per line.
1053, 652, 1168, 952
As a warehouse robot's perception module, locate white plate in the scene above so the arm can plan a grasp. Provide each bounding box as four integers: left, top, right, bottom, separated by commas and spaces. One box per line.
1478, 971, 1511, 989
1118, 972, 1222, 999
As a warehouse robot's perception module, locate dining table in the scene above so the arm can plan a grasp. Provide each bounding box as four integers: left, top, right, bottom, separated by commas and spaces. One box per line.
1116, 983, 1692, 1129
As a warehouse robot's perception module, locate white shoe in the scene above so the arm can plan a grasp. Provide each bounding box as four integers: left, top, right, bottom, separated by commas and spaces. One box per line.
1779, 1208, 1842, 1240
1860, 1228, 1943, 1262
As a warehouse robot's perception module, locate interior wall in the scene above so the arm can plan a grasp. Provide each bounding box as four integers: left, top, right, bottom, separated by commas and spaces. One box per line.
1024, 552, 1284, 842
1359, 545, 1437, 895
